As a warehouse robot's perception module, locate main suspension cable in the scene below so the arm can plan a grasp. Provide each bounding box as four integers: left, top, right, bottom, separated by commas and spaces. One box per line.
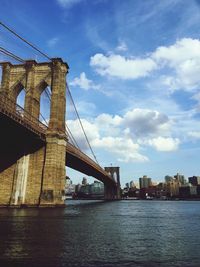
0, 46, 25, 63
0, 21, 51, 61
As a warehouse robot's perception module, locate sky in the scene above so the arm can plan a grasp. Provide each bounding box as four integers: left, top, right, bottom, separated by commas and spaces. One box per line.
1, 0, 200, 186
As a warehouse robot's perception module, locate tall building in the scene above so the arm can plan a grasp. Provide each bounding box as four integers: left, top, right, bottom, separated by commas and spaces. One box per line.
130, 181, 136, 188
125, 182, 130, 189
78, 181, 104, 199
166, 180, 180, 197
165, 175, 174, 183
139, 175, 152, 189
174, 173, 186, 185
65, 177, 76, 195
179, 184, 197, 198
188, 176, 200, 186
82, 177, 88, 185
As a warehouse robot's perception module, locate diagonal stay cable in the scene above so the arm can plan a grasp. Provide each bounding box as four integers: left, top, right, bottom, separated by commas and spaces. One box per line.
66, 82, 100, 165
66, 128, 76, 147
0, 21, 51, 61
65, 123, 80, 149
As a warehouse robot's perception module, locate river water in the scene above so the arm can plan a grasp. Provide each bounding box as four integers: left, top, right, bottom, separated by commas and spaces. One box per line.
0, 200, 200, 267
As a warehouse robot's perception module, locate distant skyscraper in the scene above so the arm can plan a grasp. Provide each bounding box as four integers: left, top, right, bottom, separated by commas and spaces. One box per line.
165, 175, 174, 183
174, 173, 186, 185
139, 175, 152, 189
130, 181, 135, 188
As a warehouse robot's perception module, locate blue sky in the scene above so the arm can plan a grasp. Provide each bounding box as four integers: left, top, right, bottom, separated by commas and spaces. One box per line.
1, 0, 200, 186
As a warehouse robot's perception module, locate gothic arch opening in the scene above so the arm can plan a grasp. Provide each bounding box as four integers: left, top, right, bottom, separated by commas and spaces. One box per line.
16, 87, 26, 109
113, 172, 117, 182
39, 86, 51, 126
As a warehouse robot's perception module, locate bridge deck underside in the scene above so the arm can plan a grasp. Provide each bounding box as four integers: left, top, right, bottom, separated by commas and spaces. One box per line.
66, 151, 115, 186
0, 113, 115, 187
0, 113, 45, 171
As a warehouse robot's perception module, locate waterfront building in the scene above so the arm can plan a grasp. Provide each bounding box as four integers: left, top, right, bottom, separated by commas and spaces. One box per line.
139, 175, 152, 189
91, 181, 104, 194
197, 185, 200, 196
75, 184, 82, 193
165, 175, 174, 183
82, 177, 88, 185
76, 181, 104, 199
65, 184, 76, 195
166, 179, 180, 197
174, 173, 186, 185
188, 176, 200, 186
130, 181, 135, 188
179, 184, 197, 198
125, 182, 130, 189
65, 177, 76, 195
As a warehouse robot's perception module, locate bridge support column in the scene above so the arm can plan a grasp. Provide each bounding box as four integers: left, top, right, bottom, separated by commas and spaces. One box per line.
0, 62, 16, 206
39, 135, 67, 207
104, 184, 121, 200
39, 58, 68, 207
0, 165, 15, 206
104, 166, 121, 200
9, 155, 30, 206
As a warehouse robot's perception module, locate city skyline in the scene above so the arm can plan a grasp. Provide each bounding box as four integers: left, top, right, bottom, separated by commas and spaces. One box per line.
1, 0, 200, 185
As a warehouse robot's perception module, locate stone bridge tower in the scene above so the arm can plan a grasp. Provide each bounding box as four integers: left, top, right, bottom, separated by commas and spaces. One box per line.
0, 58, 69, 207
104, 166, 121, 199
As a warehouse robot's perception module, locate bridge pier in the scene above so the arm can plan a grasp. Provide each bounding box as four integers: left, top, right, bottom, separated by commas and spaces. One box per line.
104, 166, 121, 200
39, 134, 67, 207
104, 184, 121, 200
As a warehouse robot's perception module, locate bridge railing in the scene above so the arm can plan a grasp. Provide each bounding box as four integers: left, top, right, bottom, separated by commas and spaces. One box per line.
0, 94, 47, 139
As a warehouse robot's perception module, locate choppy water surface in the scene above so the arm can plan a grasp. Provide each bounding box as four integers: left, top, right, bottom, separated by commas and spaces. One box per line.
0, 200, 200, 267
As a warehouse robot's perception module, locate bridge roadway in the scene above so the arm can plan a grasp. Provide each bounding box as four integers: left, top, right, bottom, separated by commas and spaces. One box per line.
0, 95, 116, 187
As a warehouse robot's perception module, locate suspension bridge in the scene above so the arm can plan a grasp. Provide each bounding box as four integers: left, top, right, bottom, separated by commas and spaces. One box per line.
0, 22, 121, 207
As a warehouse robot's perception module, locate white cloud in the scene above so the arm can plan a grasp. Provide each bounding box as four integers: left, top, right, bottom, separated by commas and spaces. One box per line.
66, 118, 147, 163
70, 72, 100, 90
147, 137, 180, 151
122, 108, 171, 137
153, 38, 200, 67
116, 41, 128, 52
47, 37, 59, 48
56, 0, 83, 8
152, 38, 200, 91
67, 119, 99, 151
188, 131, 200, 140
90, 38, 200, 92
92, 137, 148, 162
95, 113, 122, 136
192, 92, 200, 103
66, 106, 179, 163
90, 53, 157, 79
